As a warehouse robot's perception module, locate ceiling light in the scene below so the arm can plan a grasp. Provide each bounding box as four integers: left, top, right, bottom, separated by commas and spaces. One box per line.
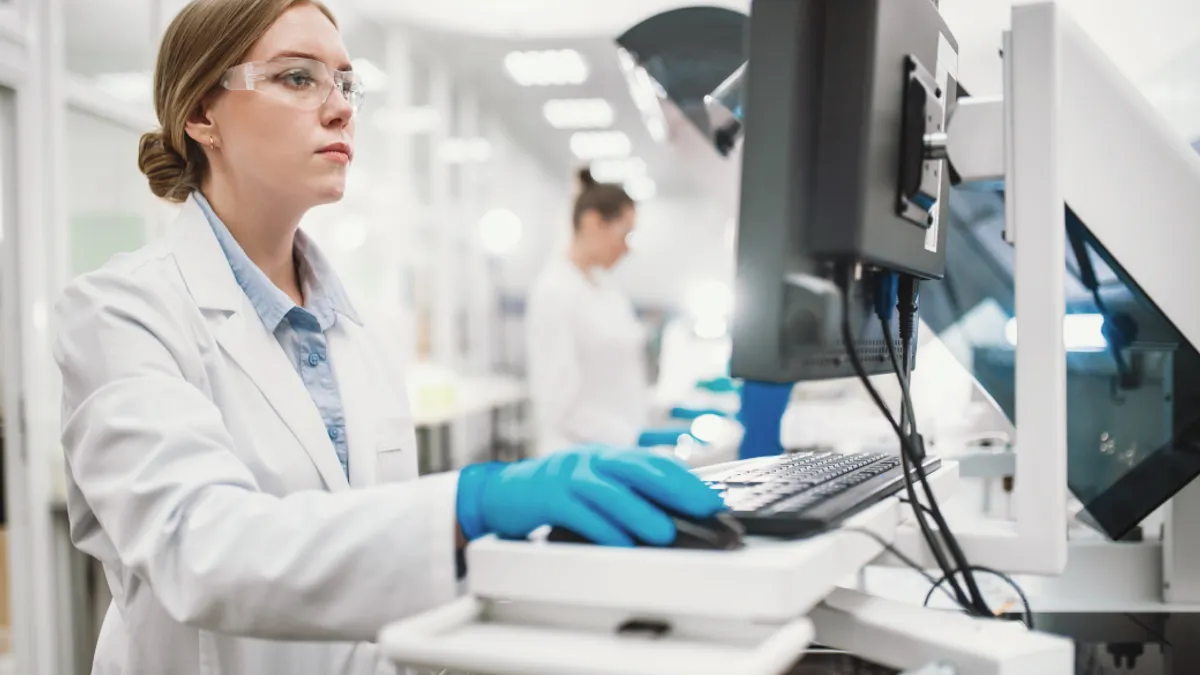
569, 130, 631, 160
624, 175, 657, 201
543, 98, 614, 129
438, 137, 493, 164
479, 208, 523, 256
589, 157, 647, 183
504, 49, 588, 86
351, 58, 388, 93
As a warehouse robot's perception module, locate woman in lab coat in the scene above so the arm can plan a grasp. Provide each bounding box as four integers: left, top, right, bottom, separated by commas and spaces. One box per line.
54, 2, 723, 674
526, 170, 650, 454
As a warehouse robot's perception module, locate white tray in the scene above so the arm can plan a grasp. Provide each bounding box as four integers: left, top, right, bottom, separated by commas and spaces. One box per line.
466, 461, 959, 622
379, 595, 813, 675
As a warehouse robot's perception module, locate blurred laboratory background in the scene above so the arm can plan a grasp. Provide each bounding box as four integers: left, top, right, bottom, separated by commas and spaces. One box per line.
0, 0, 1197, 672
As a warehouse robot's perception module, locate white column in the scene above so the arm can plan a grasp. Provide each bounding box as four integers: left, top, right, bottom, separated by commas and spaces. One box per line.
429, 63, 458, 370
458, 88, 493, 374
383, 29, 417, 367
19, 0, 73, 671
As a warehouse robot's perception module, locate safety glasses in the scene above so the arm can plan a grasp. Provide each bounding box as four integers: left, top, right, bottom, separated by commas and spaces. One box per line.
220, 57, 365, 114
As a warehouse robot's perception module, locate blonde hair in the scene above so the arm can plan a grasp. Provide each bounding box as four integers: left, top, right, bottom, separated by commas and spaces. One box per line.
138, 0, 337, 203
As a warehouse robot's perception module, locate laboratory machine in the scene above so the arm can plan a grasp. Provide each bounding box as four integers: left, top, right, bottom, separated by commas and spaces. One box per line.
378, 0, 1200, 672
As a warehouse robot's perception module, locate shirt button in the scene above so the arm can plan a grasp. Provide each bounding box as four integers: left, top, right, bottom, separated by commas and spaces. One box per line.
328, 427, 340, 440
308, 353, 320, 367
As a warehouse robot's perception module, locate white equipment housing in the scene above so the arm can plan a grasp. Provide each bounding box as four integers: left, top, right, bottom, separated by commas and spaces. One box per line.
380, 2, 1200, 672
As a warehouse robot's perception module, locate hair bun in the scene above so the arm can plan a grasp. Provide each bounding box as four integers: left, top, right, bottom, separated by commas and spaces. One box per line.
576, 167, 597, 190
138, 130, 196, 203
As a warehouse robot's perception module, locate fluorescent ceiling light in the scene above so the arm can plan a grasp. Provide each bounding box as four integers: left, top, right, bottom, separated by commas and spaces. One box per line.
93, 72, 152, 103
504, 49, 588, 86
624, 174, 657, 201
543, 98, 614, 129
351, 58, 388, 93
589, 157, 647, 183
438, 137, 493, 164
569, 130, 631, 160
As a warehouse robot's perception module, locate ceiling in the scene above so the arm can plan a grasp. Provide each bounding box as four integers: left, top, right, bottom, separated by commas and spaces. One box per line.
60, 0, 1200, 208
399, 26, 737, 203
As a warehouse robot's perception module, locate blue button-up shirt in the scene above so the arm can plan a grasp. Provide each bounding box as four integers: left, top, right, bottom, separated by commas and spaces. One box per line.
195, 192, 358, 479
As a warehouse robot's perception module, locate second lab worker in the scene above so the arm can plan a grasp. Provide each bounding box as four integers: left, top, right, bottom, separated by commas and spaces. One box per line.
526, 169, 651, 455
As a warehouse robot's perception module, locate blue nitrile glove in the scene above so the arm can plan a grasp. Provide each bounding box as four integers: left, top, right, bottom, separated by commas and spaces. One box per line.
637, 426, 701, 447
456, 447, 726, 547
738, 380, 794, 460
696, 376, 742, 394
670, 406, 733, 421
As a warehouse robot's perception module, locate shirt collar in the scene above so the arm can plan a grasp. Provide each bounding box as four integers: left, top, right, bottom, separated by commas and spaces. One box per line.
193, 191, 360, 331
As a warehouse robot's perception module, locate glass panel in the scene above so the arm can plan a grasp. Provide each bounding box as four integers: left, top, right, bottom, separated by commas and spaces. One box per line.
66, 109, 150, 277
920, 185, 1200, 540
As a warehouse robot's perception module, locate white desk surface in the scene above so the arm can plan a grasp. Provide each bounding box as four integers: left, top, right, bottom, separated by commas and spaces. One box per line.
411, 374, 527, 428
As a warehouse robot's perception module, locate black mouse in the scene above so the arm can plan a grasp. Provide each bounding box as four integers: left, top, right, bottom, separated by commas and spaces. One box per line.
547, 511, 745, 550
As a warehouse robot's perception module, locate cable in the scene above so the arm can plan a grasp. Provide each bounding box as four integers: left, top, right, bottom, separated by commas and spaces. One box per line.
844, 267, 975, 612
900, 497, 1034, 629
1123, 613, 1172, 648
922, 566, 1034, 630
881, 318, 919, 444
896, 274, 991, 615
839, 526, 962, 609
1066, 219, 1136, 388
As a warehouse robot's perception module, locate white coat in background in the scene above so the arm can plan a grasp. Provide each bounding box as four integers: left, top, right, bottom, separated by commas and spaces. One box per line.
525, 257, 650, 455
54, 198, 458, 675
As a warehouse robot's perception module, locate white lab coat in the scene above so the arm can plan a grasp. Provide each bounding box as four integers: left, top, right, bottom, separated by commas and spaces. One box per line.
525, 257, 650, 455
54, 198, 458, 675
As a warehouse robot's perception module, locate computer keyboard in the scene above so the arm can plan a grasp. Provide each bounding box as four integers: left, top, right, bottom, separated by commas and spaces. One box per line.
704, 450, 942, 538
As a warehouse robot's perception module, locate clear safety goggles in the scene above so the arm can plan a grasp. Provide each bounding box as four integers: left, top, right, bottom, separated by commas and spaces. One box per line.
219, 57, 365, 114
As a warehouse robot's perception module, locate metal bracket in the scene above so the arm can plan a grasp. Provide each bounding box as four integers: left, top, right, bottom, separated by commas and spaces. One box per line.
897, 54, 948, 229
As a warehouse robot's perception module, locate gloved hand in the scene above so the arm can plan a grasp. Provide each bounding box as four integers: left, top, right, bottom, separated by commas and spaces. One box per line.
637, 426, 703, 448
669, 406, 733, 421
696, 376, 742, 394
456, 447, 726, 547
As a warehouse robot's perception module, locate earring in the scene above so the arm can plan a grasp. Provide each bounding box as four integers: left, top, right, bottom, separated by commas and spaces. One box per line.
208, 137, 216, 150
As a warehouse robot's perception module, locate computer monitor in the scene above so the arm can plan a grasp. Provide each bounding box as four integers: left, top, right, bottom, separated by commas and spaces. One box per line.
920, 183, 1200, 541
729, 0, 960, 384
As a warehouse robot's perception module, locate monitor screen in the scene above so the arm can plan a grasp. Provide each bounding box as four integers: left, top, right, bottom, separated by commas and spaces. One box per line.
919, 185, 1200, 540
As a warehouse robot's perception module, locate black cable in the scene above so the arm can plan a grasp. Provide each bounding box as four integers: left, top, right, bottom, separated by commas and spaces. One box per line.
1123, 613, 1172, 648
922, 565, 1035, 630
883, 317, 975, 612
1066, 221, 1135, 387
896, 276, 992, 615
839, 526, 963, 609
901, 497, 1035, 629
882, 318, 919, 443
838, 266, 975, 612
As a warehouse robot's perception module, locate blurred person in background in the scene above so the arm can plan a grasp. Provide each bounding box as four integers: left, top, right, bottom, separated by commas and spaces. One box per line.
527, 169, 696, 455
526, 169, 646, 454
52, 3, 724, 674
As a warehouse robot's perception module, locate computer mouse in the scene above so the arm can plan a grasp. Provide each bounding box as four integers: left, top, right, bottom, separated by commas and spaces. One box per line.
547, 511, 746, 551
